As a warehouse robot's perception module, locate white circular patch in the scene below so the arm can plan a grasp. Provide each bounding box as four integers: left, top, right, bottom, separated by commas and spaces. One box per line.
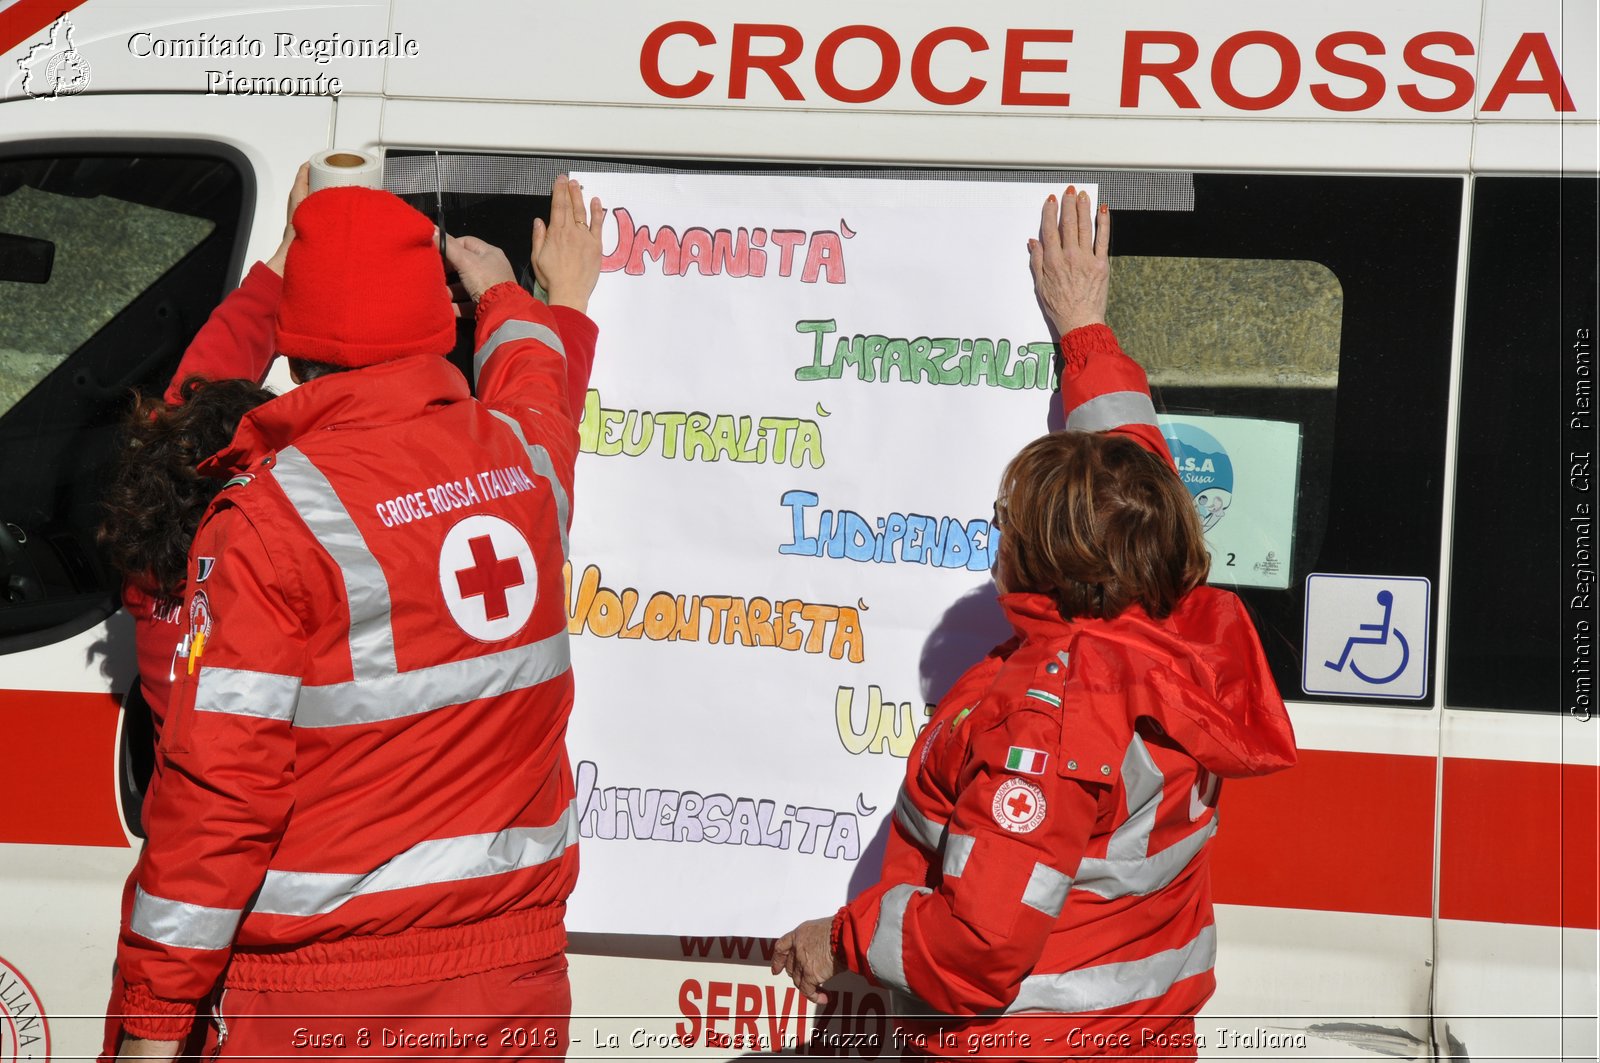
438, 514, 537, 642
0, 953, 49, 1062
992, 777, 1047, 834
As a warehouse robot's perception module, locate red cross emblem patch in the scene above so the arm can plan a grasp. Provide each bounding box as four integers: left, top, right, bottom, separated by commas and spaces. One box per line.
439, 514, 537, 641
992, 777, 1047, 834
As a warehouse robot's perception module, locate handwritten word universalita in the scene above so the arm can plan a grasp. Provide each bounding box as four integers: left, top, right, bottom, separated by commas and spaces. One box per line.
575, 760, 874, 858
565, 563, 866, 662
602, 207, 853, 282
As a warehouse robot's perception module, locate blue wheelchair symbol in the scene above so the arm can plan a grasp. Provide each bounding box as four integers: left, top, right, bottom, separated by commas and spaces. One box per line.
1323, 589, 1410, 685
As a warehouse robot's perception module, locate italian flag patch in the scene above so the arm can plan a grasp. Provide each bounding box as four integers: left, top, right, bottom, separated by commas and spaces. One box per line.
1005, 746, 1048, 775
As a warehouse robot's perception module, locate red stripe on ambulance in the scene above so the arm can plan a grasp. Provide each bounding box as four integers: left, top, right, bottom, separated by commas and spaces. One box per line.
0, 689, 125, 847
3, 687, 1594, 930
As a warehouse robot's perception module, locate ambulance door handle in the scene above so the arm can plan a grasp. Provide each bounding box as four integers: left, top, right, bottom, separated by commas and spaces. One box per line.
116, 682, 155, 840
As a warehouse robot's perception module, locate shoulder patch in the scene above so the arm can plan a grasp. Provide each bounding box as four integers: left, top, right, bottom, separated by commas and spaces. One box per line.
993, 778, 1047, 833
221, 474, 254, 490
1005, 746, 1049, 775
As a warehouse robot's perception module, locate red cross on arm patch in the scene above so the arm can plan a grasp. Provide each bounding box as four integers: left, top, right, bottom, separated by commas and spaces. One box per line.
992, 777, 1047, 834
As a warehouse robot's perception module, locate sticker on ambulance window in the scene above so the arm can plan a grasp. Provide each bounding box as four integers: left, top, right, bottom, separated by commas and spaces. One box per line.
1160, 415, 1301, 590
1302, 573, 1431, 700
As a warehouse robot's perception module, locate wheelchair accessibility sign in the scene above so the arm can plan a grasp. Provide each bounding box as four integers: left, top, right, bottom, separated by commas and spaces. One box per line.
1303, 574, 1431, 700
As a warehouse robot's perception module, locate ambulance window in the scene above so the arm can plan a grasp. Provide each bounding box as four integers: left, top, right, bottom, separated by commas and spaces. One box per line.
0, 147, 248, 650
402, 156, 1459, 705
1447, 176, 1599, 714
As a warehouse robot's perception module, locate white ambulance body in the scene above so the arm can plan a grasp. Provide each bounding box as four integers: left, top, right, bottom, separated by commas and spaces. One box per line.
0, 1, 1595, 1060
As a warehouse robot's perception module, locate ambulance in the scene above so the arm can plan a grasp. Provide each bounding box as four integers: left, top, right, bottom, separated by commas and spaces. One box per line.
1, 0, 1595, 1059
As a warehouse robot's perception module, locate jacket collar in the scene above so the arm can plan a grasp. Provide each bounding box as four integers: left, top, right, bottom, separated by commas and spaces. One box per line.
997, 589, 1296, 778
200, 355, 469, 476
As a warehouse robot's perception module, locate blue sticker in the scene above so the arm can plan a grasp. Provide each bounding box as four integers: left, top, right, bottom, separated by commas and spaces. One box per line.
1163, 422, 1235, 532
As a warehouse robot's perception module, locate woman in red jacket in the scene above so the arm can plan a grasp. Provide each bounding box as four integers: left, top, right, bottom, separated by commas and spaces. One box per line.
773, 189, 1297, 1060
95, 166, 603, 1061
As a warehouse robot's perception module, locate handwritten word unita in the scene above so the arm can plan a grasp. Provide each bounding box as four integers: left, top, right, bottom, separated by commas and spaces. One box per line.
836, 685, 933, 758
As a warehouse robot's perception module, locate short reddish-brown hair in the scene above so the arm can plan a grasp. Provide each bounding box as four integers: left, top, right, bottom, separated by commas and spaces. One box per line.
995, 431, 1209, 620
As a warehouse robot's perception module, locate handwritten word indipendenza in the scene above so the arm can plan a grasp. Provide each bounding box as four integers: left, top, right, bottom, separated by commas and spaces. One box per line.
578, 389, 825, 467
565, 563, 865, 663
575, 760, 874, 858
602, 207, 852, 282
795, 319, 1059, 390
779, 490, 997, 570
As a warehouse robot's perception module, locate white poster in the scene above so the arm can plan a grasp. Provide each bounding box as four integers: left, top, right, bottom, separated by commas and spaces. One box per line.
1158, 415, 1302, 590
562, 173, 1098, 935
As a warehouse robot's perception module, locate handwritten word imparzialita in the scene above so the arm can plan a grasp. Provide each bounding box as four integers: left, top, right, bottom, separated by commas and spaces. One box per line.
795, 319, 1058, 390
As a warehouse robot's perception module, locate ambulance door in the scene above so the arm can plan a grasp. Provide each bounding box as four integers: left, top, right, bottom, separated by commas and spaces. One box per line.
1433, 173, 1600, 1062
0, 92, 331, 1060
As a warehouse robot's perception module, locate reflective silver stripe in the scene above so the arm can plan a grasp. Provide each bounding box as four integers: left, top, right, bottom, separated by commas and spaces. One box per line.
1111, 735, 1163, 861
130, 886, 243, 951
1021, 863, 1073, 917
1074, 736, 1215, 898
294, 629, 570, 729
942, 833, 975, 878
193, 666, 300, 721
865, 884, 930, 994
1025, 688, 1062, 707
488, 409, 571, 559
1008, 923, 1216, 1014
1076, 819, 1217, 899
1065, 390, 1159, 434
271, 448, 396, 681
893, 788, 946, 852
474, 320, 566, 387
251, 801, 579, 917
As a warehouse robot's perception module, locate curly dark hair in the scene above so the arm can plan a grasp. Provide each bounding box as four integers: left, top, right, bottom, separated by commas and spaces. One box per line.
995, 431, 1210, 621
99, 375, 275, 599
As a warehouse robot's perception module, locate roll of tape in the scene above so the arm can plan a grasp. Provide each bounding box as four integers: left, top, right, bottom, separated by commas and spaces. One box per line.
308, 149, 383, 193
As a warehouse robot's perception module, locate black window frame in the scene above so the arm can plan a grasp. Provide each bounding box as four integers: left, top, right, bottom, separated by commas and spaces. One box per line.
0, 139, 254, 654
1448, 174, 1600, 714
400, 154, 1463, 707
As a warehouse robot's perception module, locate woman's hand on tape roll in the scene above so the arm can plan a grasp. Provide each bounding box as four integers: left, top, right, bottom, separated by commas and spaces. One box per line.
444, 233, 516, 316
531, 174, 605, 316
264, 163, 312, 277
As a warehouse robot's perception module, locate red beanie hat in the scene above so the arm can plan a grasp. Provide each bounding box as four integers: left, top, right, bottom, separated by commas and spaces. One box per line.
275, 187, 455, 366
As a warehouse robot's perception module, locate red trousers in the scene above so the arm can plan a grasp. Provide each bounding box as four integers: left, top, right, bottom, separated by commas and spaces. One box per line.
107, 955, 569, 1062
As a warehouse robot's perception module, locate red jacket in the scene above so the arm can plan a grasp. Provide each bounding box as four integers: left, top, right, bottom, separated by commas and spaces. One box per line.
118, 283, 586, 1040
126, 264, 597, 735
831, 324, 1296, 1053
125, 262, 284, 728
